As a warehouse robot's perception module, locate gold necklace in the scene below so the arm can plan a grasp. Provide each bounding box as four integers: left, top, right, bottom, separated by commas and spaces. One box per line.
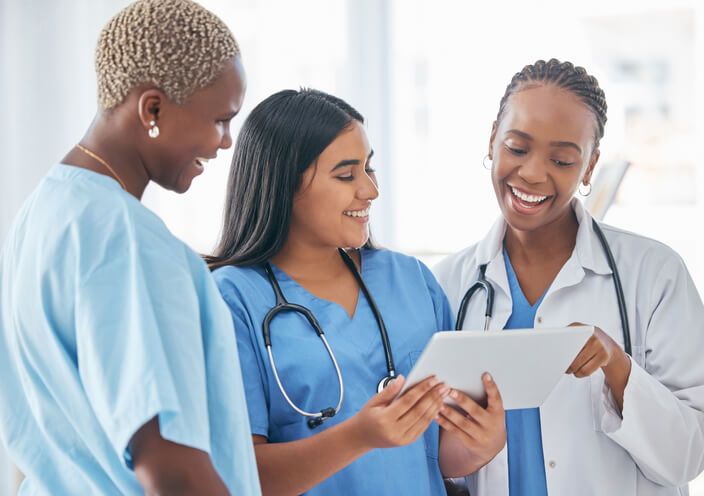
75, 144, 127, 191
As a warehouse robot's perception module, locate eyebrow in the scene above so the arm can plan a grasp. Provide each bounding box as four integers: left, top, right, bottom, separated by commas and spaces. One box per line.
505, 129, 582, 154
331, 149, 375, 171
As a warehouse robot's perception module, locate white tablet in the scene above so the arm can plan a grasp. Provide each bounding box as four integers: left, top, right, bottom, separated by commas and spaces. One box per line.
400, 326, 593, 410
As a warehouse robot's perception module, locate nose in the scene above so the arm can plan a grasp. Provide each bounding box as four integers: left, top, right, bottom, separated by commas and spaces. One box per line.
517, 154, 548, 184
358, 171, 379, 201
219, 125, 233, 150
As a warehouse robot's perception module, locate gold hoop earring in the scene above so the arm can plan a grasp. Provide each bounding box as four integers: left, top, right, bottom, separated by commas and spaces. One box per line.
148, 120, 160, 139
578, 182, 592, 196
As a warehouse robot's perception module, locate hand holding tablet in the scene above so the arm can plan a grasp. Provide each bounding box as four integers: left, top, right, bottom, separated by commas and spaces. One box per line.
400, 326, 593, 410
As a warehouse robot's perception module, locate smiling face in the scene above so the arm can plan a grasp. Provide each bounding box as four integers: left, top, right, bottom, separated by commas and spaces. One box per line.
289, 120, 378, 250
489, 83, 600, 233
142, 55, 247, 193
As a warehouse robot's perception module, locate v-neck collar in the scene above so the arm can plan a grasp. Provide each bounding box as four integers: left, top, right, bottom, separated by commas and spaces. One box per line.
268, 249, 367, 321
503, 249, 548, 310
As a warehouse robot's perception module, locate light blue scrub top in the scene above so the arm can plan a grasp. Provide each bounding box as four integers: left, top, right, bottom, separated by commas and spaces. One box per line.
214, 249, 453, 495
503, 251, 548, 496
0, 164, 261, 495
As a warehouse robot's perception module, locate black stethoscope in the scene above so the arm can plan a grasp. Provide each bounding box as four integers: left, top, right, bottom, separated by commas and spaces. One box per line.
456, 219, 632, 356
262, 248, 397, 429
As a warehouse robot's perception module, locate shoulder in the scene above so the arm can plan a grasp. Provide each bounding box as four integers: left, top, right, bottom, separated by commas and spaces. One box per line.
363, 248, 448, 297
212, 264, 270, 305
363, 248, 432, 280
432, 244, 480, 286
599, 223, 686, 272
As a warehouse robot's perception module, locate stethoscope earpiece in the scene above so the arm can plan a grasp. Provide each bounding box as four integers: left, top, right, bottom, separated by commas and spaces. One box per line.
307, 407, 337, 429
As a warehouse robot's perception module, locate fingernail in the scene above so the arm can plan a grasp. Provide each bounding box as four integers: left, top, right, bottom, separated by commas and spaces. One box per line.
450, 390, 458, 399
440, 386, 450, 396
484, 373, 493, 382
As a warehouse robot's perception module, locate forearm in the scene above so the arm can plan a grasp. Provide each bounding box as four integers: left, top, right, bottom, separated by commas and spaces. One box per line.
255, 417, 371, 496
438, 429, 489, 478
139, 467, 229, 496
132, 418, 229, 496
602, 349, 632, 412
600, 360, 704, 486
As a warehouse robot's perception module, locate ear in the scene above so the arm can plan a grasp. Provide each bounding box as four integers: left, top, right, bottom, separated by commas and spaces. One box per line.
488, 121, 498, 160
582, 148, 600, 185
136, 89, 165, 130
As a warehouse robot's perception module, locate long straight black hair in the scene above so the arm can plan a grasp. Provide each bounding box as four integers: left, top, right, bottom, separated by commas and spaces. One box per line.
207, 88, 373, 269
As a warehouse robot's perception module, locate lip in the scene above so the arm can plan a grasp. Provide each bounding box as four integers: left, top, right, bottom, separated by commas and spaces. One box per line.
506, 184, 552, 215
508, 184, 551, 198
343, 206, 371, 224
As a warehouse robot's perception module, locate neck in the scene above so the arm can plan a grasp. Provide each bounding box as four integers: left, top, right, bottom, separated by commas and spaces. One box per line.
271, 237, 350, 283
62, 112, 151, 199
504, 206, 579, 265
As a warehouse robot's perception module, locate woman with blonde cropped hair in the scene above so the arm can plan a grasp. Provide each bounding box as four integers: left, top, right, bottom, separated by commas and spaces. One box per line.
0, 1, 258, 494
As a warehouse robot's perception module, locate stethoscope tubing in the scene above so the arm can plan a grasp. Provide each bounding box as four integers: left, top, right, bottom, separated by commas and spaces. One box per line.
456, 219, 632, 356
262, 248, 396, 428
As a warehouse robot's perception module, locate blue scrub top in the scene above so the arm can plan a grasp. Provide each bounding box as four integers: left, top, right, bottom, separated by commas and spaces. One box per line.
215, 249, 453, 495
0, 165, 261, 495
503, 250, 548, 496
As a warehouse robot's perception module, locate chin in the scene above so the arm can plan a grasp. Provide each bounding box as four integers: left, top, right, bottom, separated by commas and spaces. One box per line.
342, 234, 369, 250
172, 175, 195, 194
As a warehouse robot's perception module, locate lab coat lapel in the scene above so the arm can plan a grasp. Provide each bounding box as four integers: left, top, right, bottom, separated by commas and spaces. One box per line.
543, 199, 613, 301
474, 216, 512, 331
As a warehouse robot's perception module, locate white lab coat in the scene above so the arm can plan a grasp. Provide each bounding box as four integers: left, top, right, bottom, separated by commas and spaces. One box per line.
433, 198, 704, 496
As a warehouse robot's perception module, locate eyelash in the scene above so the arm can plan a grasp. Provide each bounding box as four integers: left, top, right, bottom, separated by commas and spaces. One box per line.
338, 167, 376, 181
505, 145, 574, 167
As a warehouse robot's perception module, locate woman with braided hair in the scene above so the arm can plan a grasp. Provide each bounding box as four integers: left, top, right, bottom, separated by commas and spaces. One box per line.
434, 59, 704, 495
0, 0, 259, 494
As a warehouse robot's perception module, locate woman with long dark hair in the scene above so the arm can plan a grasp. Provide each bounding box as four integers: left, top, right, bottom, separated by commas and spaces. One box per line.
209, 88, 506, 495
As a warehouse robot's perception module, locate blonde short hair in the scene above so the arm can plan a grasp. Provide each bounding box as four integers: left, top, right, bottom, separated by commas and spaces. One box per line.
95, 0, 240, 109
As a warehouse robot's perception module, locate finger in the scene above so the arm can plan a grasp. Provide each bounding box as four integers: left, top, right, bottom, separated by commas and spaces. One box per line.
436, 413, 476, 448
367, 375, 405, 407
483, 373, 504, 413
572, 351, 608, 378
568, 322, 586, 327
438, 404, 481, 440
447, 388, 489, 424
402, 388, 448, 442
397, 382, 448, 432
566, 337, 599, 374
388, 375, 440, 416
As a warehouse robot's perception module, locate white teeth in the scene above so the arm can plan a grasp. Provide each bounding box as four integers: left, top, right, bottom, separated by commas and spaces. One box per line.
196, 157, 209, 166
343, 207, 370, 218
511, 186, 548, 203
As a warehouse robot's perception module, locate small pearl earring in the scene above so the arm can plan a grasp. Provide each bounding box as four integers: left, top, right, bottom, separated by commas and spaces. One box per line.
148, 120, 160, 139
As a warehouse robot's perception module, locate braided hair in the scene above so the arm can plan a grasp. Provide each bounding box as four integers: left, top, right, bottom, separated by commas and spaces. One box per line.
496, 59, 608, 147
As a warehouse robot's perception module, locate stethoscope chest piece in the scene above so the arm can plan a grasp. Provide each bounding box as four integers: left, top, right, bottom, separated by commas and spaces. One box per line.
377, 375, 397, 393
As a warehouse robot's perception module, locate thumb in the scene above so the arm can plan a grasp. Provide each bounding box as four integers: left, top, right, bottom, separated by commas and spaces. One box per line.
368, 375, 405, 406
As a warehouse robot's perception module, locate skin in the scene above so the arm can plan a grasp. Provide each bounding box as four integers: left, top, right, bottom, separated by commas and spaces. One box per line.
260, 121, 505, 495
63, 55, 246, 199
64, 56, 247, 495
488, 83, 631, 411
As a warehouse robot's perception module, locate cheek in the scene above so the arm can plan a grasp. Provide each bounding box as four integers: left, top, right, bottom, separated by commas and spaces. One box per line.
490, 153, 515, 187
